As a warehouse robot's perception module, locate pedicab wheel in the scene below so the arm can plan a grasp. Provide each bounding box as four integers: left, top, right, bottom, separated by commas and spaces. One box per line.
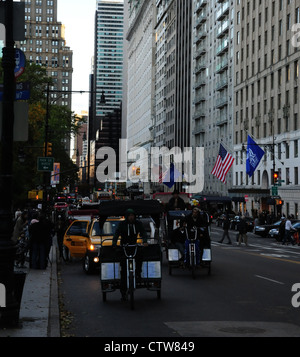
191, 264, 196, 279
207, 263, 211, 275
128, 273, 135, 310
102, 292, 107, 302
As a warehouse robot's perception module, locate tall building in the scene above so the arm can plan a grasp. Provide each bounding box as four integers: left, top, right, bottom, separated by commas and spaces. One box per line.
192, 0, 234, 197
18, 0, 73, 152
91, 0, 124, 189
93, 0, 124, 139
157, 0, 193, 151
231, 1, 300, 218
125, 0, 156, 152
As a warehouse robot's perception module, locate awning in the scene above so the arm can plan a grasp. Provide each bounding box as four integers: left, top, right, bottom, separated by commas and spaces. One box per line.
231, 197, 246, 203
192, 195, 232, 203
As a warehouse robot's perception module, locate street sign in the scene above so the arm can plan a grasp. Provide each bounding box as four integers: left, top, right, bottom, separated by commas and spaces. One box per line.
0, 82, 30, 101
37, 157, 54, 172
272, 186, 278, 196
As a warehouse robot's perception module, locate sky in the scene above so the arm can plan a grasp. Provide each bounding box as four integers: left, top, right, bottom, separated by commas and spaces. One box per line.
57, 0, 97, 115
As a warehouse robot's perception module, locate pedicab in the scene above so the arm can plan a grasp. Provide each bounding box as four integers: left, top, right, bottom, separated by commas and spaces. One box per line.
97, 200, 163, 310
165, 210, 212, 278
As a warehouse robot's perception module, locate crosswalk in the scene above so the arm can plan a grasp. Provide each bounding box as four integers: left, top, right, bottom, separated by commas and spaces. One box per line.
211, 226, 300, 263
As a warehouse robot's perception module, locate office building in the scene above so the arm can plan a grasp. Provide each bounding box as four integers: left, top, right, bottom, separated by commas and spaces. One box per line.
93, 0, 124, 139
18, 0, 73, 153
231, 0, 300, 218
192, 0, 234, 197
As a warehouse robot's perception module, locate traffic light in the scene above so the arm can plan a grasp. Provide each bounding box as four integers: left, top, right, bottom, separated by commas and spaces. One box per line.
46, 142, 52, 157
273, 171, 279, 184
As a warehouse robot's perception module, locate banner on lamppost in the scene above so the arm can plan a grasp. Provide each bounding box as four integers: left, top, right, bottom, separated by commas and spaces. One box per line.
51, 163, 60, 185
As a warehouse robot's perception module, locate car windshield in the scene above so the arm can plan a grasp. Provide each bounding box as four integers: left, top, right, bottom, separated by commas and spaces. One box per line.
273, 221, 281, 226
293, 222, 300, 229
91, 220, 121, 236
67, 221, 88, 235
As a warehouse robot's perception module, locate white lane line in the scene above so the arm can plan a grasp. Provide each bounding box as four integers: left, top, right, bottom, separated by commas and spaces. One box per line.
255, 275, 285, 285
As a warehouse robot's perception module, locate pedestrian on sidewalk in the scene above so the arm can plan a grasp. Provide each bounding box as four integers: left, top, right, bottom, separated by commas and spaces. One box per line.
219, 214, 232, 244
12, 211, 28, 244
29, 214, 53, 269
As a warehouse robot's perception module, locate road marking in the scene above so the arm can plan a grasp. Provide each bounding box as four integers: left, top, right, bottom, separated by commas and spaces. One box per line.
255, 275, 284, 285
248, 252, 300, 265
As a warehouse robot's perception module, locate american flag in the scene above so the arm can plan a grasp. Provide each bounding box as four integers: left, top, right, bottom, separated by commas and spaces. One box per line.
211, 144, 234, 183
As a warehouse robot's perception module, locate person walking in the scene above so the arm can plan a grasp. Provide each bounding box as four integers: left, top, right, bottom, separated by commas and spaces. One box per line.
282, 216, 296, 245
278, 217, 286, 243
237, 216, 248, 246
218, 214, 232, 244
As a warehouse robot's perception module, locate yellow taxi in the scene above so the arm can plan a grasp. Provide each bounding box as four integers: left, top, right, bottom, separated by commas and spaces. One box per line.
62, 217, 126, 273
63, 216, 155, 274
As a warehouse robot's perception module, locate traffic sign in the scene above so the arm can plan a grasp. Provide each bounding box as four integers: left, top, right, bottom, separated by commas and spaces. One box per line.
272, 186, 278, 196
37, 157, 54, 172
0, 82, 30, 101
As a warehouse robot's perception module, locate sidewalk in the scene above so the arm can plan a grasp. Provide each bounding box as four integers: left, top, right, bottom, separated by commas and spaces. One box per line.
0, 238, 60, 337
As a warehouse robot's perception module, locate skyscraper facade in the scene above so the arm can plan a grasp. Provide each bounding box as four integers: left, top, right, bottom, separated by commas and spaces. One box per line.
94, 0, 124, 126
192, 0, 234, 196
18, 0, 73, 153
18, 0, 73, 109
232, 0, 300, 218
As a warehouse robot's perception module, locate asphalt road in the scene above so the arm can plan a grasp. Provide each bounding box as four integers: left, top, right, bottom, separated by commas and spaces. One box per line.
58, 224, 300, 338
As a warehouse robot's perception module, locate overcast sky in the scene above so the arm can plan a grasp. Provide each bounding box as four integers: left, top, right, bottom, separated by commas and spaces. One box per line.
57, 0, 97, 115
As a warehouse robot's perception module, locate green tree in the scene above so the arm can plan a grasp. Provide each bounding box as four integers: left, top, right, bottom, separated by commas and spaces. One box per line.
6, 61, 84, 207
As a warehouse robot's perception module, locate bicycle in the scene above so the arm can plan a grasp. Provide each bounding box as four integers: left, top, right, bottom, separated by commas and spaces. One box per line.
122, 243, 141, 310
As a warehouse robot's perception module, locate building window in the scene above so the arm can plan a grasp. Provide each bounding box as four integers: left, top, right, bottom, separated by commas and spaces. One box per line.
294, 167, 299, 185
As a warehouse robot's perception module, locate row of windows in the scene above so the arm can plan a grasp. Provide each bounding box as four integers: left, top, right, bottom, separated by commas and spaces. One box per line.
235, 113, 298, 144
235, 167, 299, 187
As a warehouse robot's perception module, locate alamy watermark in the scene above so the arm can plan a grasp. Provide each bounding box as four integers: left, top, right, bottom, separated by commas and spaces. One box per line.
95, 140, 205, 194
292, 24, 300, 48
0, 283, 6, 308
292, 283, 300, 308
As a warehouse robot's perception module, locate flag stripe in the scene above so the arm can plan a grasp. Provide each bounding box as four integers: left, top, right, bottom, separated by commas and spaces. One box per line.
211, 144, 234, 183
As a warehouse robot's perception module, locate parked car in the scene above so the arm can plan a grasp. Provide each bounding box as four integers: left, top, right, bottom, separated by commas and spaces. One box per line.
269, 221, 300, 242
254, 219, 299, 237
230, 216, 254, 232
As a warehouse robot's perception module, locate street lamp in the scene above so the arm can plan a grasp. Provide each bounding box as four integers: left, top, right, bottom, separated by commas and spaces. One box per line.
268, 109, 276, 185
87, 90, 106, 191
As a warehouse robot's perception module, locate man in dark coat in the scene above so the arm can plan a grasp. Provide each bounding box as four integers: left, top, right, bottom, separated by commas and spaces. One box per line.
112, 209, 148, 300
237, 216, 248, 246
167, 189, 186, 211
29, 214, 52, 269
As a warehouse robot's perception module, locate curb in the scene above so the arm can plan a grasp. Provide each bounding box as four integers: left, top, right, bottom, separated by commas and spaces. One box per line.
48, 236, 60, 337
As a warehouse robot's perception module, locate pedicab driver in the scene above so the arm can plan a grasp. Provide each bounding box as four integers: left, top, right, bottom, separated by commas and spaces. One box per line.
112, 209, 148, 300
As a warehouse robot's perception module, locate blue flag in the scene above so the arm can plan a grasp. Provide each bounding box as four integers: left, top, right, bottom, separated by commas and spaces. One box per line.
246, 135, 265, 177
163, 163, 182, 188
